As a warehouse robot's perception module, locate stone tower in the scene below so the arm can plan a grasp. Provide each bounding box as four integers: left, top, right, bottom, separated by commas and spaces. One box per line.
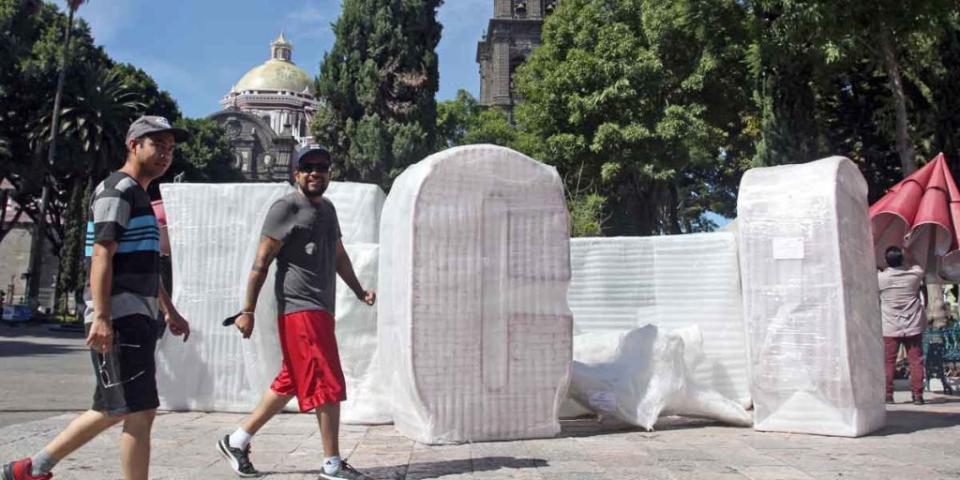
476, 0, 559, 110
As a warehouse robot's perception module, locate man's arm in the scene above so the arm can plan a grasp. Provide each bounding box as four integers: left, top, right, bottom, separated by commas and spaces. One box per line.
87, 241, 117, 353
335, 240, 375, 306
235, 235, 283, 338
158, 282, 190, 341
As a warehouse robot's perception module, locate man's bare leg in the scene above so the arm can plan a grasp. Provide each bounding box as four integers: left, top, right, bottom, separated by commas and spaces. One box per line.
316, 402, 340, 458
241, 389, 293, 435
119, 409, 155, 480
43, 410, 124, 461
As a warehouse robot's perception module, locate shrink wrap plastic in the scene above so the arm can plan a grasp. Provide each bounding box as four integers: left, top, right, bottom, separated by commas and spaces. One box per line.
737, 157, 886, 437
155, 183, 385, 421
378, 145, 573, 444
568, 234, 750, 407
569, 325, 752, 429
324, 181, 386, 243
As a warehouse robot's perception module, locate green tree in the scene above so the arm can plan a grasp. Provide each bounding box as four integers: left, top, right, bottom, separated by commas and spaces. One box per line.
158, 117, 244, 186
515, 0, 756, 235
0, 0, 109, 224
28, 63, 147, 312
436, 90, 517, 149
112, 62, 180, 121
314, 0, 443, 189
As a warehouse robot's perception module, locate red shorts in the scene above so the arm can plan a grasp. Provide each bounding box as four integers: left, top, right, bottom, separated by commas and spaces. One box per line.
270, 310, 346, 412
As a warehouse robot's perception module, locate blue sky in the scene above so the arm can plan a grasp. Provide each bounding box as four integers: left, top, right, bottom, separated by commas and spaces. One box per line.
54, 0, 491, 118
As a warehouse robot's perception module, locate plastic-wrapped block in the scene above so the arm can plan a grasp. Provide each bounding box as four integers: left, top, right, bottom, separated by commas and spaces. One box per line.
324, 181, 386, 244
155, 184, 384, 418
569, 325, 751, 429
737, 157, 886, 437
568, 234, 750, 407
378, 145, 573, 444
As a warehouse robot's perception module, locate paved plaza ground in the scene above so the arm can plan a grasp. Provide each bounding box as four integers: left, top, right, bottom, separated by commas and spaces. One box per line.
2, 323, 960, 479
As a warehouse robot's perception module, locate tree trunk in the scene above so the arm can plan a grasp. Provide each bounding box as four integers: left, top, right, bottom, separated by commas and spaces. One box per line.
877, 29, 947, 325
879, 29, 916, 175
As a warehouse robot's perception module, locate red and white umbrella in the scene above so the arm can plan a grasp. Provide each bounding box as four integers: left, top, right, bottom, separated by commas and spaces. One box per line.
869, 153, 960, 281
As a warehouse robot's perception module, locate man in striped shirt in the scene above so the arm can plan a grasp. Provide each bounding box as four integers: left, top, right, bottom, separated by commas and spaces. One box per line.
2, 116, 191, 480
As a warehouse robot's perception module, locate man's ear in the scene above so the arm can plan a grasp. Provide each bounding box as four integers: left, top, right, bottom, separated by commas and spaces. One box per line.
126, 137, 139, 154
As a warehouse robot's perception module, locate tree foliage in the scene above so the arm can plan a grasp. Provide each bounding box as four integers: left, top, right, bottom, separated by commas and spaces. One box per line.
0, 0, 198, 311
514, 0, 756, 235
747, 1, 960, 200
155, 117, 244, 189
314, 0, 443, 190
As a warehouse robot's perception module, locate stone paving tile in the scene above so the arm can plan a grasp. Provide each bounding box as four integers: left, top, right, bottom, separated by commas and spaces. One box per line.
737, 465, 817, 480
1, 397, 959, 479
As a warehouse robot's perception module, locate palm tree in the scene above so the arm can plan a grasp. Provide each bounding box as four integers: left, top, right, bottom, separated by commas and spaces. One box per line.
29, 63, 146, 313
31, 65, 147, 177
25, 0, 89, 308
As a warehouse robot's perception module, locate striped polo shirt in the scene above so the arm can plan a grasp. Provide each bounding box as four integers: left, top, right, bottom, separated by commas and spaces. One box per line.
83, 171, 161, 323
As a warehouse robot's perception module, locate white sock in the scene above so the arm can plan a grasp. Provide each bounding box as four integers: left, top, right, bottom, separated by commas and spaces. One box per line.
228, 428, 252, 450
323, 456, 342, 474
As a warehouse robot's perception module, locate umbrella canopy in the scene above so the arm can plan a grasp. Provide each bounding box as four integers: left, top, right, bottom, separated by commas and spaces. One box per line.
869, 153, 960, 281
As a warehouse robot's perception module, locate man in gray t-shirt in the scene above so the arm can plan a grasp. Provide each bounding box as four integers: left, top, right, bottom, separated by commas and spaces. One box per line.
217, 145, 376, 480
261, 191, 342, 315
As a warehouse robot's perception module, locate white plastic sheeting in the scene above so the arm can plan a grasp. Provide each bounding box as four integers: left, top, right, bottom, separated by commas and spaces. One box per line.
378, 145, 573, 444
155, 184, 384, 420
567, 234, 750, 407
737, 157, 886, 437
324, 182, 386, 244
569, 326, 752, 429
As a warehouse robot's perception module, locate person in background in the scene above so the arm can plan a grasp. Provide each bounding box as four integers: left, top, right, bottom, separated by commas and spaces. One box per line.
878, 246, 927, 405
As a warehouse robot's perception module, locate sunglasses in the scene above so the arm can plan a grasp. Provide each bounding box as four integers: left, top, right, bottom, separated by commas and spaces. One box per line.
298, 162, 331, 173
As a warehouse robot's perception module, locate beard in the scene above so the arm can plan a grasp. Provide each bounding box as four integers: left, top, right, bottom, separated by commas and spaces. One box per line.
299, 180, 327, 197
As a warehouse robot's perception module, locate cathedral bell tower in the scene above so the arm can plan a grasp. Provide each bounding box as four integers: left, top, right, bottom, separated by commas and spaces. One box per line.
476, 1, 559, 111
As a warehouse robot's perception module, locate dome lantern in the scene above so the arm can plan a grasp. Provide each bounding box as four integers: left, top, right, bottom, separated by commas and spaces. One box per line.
271, 32, 292, 62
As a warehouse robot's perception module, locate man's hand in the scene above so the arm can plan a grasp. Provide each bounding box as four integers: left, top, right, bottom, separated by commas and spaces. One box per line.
236, 312, 255, 339
86, 318, 114, 353
165, 310, 191, 342
358, 289, 376, 306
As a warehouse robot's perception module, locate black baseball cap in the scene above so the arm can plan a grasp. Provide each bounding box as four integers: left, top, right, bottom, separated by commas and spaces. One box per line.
293, 144, 332, 170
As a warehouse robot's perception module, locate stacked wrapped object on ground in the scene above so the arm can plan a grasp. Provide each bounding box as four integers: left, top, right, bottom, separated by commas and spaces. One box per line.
155, 183, 385, 420
737, 157, 886, 437
569, 325, 752, 429
568, 234, 750, 409
378, 145, 573, 444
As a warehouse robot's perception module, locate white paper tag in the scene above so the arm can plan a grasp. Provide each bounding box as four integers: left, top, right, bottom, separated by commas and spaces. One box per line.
588, 391, 617, 412
772, 237, 804, 260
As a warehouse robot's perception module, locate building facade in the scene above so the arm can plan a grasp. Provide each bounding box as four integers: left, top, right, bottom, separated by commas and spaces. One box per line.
476, 0, 559, 110
212, 34, 317, 181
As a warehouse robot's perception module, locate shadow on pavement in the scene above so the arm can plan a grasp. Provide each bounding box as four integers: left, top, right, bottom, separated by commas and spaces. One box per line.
282, 457, 548, 480
872, 402, 960, 436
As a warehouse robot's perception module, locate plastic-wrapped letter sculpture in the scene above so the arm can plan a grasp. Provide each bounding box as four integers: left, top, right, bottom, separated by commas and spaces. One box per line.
378, 145, 573, 444
155, 183, 385, 419
737, 157, 886, 437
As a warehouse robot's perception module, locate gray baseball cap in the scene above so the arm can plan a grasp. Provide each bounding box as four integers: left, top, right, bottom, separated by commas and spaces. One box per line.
293, 144, 332, 170
126, 115, 189, 143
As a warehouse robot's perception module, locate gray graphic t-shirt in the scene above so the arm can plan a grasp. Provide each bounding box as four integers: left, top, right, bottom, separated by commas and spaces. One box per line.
261, 192, 342, 315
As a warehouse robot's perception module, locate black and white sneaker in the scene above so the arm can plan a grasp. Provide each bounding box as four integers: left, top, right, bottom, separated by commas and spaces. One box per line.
318, 461, 373, 480
217, 435, 259, 477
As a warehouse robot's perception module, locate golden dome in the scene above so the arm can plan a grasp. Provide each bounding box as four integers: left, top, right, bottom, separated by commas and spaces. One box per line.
233, 59, 312, 94
232, 34, 312, 94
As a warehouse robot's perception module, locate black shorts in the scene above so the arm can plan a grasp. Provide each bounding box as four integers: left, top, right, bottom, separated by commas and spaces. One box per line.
86, 314, 160, 416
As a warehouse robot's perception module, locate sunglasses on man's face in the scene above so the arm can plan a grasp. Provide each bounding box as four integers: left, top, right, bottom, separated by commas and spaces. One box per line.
298, 162, 331, 173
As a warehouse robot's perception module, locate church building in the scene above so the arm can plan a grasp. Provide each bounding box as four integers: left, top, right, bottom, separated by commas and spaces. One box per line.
476, 0, 559, 111
209, 34, 317, 181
